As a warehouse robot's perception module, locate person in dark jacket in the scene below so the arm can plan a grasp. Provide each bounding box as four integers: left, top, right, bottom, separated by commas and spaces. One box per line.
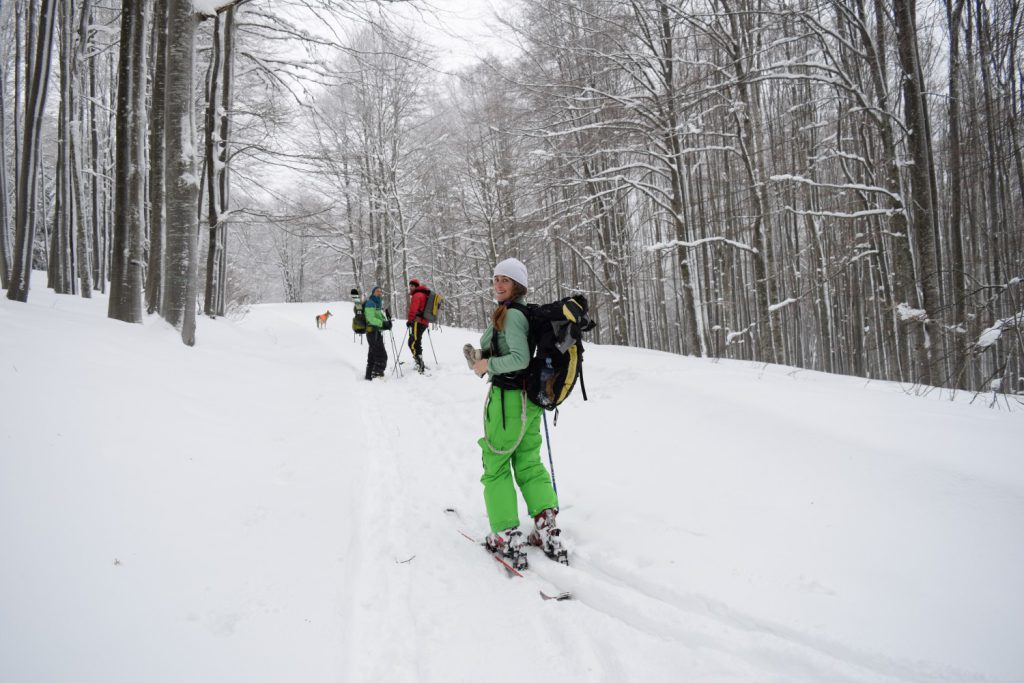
406, 279, 430, 374
364, 286, 389, 380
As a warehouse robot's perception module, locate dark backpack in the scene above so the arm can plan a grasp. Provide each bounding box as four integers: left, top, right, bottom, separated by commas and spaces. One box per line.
499, 295, 596, 411
422, 289, 444, 323
351, 289, 367, 334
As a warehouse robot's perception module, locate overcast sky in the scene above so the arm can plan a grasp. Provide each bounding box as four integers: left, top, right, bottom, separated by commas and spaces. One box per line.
392, 0, 521, 71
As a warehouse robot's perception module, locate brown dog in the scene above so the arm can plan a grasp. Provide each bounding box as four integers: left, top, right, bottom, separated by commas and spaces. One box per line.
316, 310, 332, 329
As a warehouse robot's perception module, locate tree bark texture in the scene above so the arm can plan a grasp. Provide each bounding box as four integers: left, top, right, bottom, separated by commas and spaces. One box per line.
7, 0, 56, 303
162, 0, 200, 345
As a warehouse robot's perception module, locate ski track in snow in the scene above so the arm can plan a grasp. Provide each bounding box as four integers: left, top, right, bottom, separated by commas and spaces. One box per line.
332, 327, 625, 682
276, 308, 992, 683
3, 290, 1020, 683
534, 554, 966, 683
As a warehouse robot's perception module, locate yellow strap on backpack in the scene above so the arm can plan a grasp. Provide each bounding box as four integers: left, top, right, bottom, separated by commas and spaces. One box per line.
562, 298, 583, 323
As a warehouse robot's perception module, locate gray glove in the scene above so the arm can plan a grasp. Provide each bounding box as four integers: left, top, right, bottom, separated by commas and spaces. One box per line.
463, 344, 483, 371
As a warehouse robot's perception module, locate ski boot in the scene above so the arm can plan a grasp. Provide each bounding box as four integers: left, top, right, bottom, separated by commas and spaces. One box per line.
485, 528, 528, 571
528, 508, 568, 565
415, 357, 426, 374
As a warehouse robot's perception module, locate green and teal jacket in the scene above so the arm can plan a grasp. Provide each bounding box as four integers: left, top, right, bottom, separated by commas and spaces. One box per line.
364, 297, 387, 331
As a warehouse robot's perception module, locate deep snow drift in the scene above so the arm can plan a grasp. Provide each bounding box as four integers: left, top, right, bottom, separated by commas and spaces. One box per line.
2, 284, 1022, 683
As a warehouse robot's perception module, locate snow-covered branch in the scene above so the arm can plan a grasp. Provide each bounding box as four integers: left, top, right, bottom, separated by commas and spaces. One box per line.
770, 174, 903, 204
782, 207, 905, 220
648, 237, 759, 255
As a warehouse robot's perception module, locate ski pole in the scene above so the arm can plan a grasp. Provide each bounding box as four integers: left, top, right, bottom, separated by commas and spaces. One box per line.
387, 327, 404, 377
542, 411, 558, 497
393, 329, 408, 376
427, 327, 439, 366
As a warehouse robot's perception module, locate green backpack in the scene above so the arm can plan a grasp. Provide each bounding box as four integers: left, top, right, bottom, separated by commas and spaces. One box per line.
351, 289, 367, 334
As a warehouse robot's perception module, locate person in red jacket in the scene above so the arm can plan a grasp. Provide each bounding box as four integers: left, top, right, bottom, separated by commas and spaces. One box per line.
406, 279, 430, 373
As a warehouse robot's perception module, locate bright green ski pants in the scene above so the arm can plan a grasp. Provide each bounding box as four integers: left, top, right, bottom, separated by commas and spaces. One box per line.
479, 386, 558, 533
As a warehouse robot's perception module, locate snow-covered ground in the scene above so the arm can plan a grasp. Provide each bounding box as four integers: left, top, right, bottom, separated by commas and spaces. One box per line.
2, 283, 1022, 683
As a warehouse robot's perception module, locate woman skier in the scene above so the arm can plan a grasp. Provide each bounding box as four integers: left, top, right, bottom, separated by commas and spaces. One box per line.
469, 257, 566, 570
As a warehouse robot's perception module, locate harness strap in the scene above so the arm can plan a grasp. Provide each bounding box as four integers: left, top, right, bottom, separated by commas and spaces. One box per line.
490, 301, 532, 390
483, 388, 529, 456
489, 314, 501, 359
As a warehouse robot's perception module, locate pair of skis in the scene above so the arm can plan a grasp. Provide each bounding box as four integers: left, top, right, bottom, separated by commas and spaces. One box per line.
446, 508, 572, 601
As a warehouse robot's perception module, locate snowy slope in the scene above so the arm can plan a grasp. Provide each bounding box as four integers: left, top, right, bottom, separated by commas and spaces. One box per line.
1, 285, 1022, 683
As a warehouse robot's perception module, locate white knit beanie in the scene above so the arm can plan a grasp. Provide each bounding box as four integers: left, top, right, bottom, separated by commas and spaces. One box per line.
493, 257, 528, 288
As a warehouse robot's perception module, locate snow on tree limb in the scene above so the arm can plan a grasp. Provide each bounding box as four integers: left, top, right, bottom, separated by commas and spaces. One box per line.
648, 237, 758, 255
896, 303, 928, 322
783, 207, 905, 220
768, 298, 798, 313
848, 250, 879, 265
972, 311, 1024, 354
769, 174, 903, 204
725, 323, 757, 346
192, 0, 253, 17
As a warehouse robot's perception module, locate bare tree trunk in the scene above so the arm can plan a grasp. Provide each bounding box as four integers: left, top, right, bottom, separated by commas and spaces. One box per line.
131, 2, 150, 292
107, 0, 135, 318
51, 0, 74, 296
721, 0, 782, 363
70, 0, 93, 299
657, 0, 704, 356
146, 0, 168, 314
946, 0, 968, 387
846, 0, 915, 382
203, 13, 224, 317
162, 0, 199, 345
4, 0, 25, 292
88, 4, 103, 291
7, 0, 56, 303
202, 7, 236, 318
69, 134, 92, 299
0, 55, 11, 290
215, 6, 236, 316
108, 0, 146, 322
894, 0, 941, 387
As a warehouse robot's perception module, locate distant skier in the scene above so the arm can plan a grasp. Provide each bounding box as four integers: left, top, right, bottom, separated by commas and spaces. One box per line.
406, 279, 430, 374
363, 286, 390, 380
467, 257, 565, 570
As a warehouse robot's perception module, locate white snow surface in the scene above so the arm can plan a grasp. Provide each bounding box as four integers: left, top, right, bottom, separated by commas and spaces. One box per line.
2, 284, 1023, 683
192, 0, 222, 15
